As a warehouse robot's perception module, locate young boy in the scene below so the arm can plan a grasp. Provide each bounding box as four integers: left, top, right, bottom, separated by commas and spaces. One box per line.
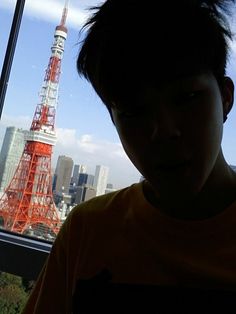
23, 0, 236, 312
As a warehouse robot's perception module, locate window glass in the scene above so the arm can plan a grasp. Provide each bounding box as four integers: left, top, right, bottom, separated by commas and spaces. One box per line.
0, 0, 235, 243
0, 2, 235, 309
0, 0, 141, 241
0, 1, 15, 73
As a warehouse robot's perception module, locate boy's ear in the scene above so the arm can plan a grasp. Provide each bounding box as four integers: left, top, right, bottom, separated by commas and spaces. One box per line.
222, 76, 234, 122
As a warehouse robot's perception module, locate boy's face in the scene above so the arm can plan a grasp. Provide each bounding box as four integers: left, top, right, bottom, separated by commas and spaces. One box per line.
111, 72, 232, 201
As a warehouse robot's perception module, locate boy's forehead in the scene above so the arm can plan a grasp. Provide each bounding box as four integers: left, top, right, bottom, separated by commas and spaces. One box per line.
118, 53, 208, 88
105, 29, 210, 84
104, 54, 210, 104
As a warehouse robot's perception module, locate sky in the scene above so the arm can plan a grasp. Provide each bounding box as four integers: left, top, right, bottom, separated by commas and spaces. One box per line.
0, 0, 236, 189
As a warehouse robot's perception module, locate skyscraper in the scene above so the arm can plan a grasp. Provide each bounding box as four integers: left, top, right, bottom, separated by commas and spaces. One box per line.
77, 173, 94, 187
78, 173, 88, 186
53, 155, 73, 194
87, 174, 94, 187
0, 127, 27, 193
74, 184, 96, 204
105, 183, 117, 194
71, 164, 87, 185
93, 165, 109, 196
83, 185, 96, 201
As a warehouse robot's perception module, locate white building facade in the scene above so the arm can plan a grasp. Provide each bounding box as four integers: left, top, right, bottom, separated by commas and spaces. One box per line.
53, 155, 74, 194
93, 165, 109, 196
0, 127, 27, 193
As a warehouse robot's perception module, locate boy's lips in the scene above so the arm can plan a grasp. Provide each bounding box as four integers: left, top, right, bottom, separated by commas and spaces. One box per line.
155, 160, 191, 175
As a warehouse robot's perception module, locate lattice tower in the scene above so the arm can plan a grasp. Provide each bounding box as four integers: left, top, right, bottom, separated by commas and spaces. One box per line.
0, 1, 69, 238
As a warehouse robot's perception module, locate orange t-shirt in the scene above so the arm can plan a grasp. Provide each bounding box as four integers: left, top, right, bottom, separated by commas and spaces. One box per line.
23, 182, 236, 313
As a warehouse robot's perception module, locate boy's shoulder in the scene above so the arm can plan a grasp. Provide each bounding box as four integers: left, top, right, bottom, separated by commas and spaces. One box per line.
57, 182, 145, 249
63, 182, 144, 230
71, 182, 142, 215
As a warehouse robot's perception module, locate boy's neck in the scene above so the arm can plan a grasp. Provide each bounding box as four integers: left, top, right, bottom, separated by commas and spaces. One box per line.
143, 159, 236, 221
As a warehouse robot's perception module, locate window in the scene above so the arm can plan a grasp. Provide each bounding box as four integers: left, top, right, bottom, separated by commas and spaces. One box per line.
0, 0, 235, 305
0, 0, 141, 285
0, 1, 15, 73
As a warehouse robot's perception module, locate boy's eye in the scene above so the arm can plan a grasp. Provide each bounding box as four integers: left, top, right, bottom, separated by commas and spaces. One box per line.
175, 91, 201, 106
118, 110, 138, 118
116, 107, 144, 119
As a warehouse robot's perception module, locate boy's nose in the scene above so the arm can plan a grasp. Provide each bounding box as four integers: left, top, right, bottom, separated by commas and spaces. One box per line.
150, 107, 181, 142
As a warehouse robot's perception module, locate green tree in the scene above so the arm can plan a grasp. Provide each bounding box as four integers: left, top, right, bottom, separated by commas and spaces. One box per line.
0, 272, 31, 314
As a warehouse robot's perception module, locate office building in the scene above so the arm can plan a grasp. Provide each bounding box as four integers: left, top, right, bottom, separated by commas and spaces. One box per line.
87, 174, 94, 186
71, 164, 86, 185
53, 155, 73, 194
83, 185, 96, 201
93, 165, 109, 196
78, 173, 88, 186
0, 127, 26, 192
105, 183, 117, 194
75, 186, 84, 204
77, 173, 94, 187
75, 185, 96, 204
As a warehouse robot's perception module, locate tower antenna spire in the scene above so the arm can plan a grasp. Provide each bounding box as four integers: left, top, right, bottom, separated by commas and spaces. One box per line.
60, 0, 69, 27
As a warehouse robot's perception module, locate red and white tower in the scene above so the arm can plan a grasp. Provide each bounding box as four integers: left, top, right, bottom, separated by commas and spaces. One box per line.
0, 1, 69, 237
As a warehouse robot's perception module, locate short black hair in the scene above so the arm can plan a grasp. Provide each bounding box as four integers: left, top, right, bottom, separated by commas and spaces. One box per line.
77, 0, 235, 109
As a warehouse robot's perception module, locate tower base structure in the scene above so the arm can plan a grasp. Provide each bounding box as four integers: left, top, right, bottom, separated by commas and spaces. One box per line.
0, 141, 61, 239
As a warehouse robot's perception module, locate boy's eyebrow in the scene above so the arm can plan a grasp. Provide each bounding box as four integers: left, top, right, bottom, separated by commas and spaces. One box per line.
166, 68, 210, 81
110, 70, 211, 106
112, 72, 211, 107
147, 71, 209, 90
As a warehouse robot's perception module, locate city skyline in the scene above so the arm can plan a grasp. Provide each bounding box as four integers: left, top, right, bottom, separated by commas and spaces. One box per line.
0, 125, 116, 194
0, 123, 127, 190
0, 0, 236, 189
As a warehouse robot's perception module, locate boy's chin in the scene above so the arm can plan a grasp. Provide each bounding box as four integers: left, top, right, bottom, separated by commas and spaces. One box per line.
147, 179, 200, 204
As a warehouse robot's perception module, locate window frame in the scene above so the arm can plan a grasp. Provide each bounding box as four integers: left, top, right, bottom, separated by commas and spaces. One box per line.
0, 0, 25, 118
0, 229, 50, 279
